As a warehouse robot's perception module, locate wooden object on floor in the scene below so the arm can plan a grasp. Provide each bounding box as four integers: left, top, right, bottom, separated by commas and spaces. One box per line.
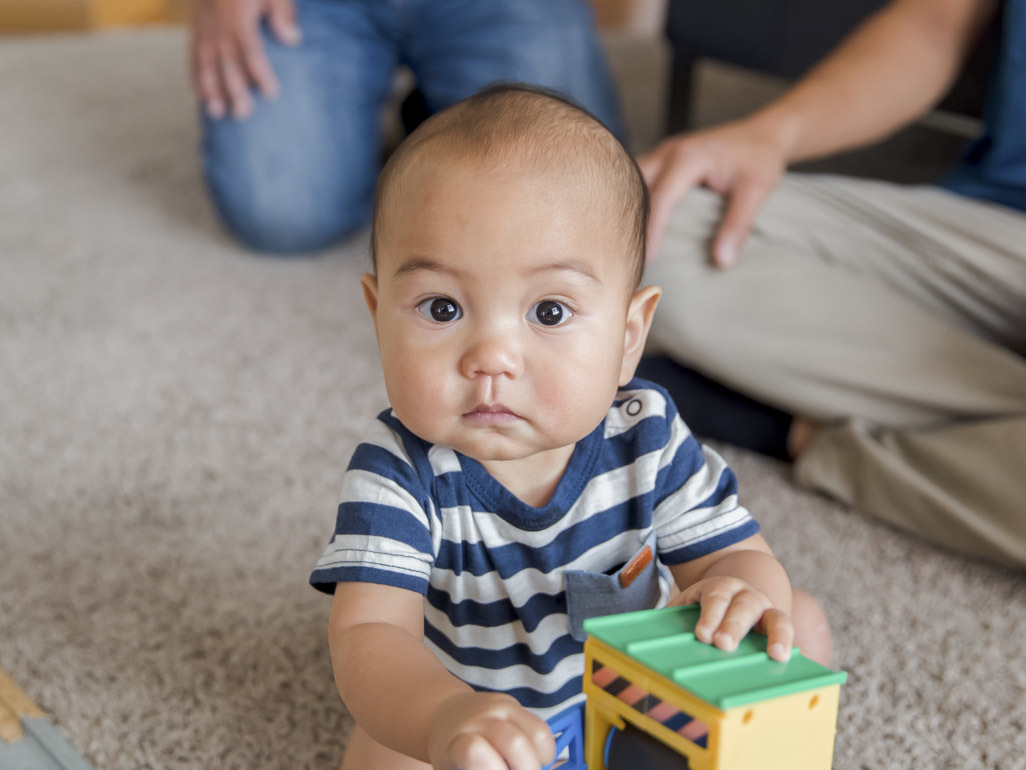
0, 0, 178, 33
0, 666, 45, 742
0, 664, 95, 770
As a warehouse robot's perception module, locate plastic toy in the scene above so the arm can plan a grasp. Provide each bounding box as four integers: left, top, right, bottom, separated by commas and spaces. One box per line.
578, 604, 847, 770
543, 703, 588, 770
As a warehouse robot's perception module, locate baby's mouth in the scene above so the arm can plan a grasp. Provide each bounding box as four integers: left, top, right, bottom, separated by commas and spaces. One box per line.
462, 403, 520, 423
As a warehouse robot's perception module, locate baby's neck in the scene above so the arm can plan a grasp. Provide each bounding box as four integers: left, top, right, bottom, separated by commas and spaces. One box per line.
479, 444, 575, 508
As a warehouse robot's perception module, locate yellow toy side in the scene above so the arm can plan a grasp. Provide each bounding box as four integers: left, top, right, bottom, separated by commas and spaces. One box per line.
717, 684, 842, 770
583, 637, 725, 770
581, 605, 847, 770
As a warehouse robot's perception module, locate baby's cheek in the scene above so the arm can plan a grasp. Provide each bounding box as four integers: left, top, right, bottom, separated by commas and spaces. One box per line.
390, 392, 446, 445
383, 354, 438, 417
533, 369, 601, 424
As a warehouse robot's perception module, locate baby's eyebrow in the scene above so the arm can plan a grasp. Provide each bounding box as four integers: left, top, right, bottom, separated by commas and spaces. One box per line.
531, 258, 602, 285
392, 257, 465, 280
392, 256, 601, 284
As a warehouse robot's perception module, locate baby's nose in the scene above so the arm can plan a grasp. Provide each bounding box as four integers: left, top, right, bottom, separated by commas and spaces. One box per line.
460, 334, 522, 380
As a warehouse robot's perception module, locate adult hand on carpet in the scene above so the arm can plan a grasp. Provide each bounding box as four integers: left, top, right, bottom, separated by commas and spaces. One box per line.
189, 0, 302, 121
639, 117, 788, 268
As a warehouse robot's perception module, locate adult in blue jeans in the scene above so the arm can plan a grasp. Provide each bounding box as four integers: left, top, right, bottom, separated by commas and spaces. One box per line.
189, 0, 624, 254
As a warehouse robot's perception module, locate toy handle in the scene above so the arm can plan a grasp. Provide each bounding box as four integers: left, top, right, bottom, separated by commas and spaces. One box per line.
541, 704, 586, 770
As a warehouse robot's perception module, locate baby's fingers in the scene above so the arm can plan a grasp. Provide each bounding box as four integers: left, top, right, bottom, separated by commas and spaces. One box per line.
759, 608, 794, 662
507, 709, 556, 767
708, 591, 771, 652
450, 722, 546, 770
490, 720, 550, 770
683, 581, 768, 652
449, 732, 508, 770
688, 588, 732, 647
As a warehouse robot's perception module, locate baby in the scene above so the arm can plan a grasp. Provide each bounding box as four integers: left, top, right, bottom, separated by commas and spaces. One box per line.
311, 85, 831, 770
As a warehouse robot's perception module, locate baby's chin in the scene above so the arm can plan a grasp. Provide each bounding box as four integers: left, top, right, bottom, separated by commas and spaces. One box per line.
445, 439, 541, 463
446, 435, 574, 465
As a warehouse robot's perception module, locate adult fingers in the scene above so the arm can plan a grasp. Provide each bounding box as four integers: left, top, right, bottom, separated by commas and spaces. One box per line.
188, 15, 202, 94
236, 21, 279, 99
217, 37, 255, 119
194, 42, 226, 119
268, 0, 302, 46
637, 143, 672, 259
712, 176, 773, 269
190, 8, 227, 118
760, 608, 794, 662
645, 144, 709, 262
636, 143, 667, 186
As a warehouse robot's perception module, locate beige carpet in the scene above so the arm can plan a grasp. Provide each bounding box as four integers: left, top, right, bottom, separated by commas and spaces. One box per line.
2, 27, 1025, 770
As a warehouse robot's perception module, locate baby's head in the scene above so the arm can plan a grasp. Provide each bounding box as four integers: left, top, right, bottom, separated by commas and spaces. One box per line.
372, 84, 648, 290
362, 84, 661, 470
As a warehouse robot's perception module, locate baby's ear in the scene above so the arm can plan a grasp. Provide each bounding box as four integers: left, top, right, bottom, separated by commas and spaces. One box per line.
619, 285, 662, 386
361, 273, 379, 321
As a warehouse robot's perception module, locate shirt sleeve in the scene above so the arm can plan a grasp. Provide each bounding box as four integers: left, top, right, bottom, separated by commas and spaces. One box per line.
650, 408, 760, 564
310, 419, 437, 595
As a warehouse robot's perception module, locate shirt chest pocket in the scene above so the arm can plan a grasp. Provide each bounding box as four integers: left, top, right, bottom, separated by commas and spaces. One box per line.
564, 532, 661, 643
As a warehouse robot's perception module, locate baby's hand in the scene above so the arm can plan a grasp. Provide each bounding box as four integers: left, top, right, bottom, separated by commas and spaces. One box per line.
673, 576, 794, 662
427, 692, 556, 770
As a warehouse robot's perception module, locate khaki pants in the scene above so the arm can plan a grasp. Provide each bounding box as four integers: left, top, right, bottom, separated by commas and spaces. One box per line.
645, 174, 1026, 568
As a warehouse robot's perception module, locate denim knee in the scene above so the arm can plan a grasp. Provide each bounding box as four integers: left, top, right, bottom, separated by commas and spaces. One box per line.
202, 121, 374, 255
204, 163, 372, 255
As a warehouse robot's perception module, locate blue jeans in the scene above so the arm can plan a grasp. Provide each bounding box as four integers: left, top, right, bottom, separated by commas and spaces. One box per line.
201, 0, 624, 254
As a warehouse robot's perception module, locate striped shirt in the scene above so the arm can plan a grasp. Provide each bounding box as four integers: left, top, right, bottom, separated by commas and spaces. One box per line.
310, 380, 759, 719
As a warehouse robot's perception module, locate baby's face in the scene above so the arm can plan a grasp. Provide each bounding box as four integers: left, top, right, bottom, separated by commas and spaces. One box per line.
364, 154, 644, 466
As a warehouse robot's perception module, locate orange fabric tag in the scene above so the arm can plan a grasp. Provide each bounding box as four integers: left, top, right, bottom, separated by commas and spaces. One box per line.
619, 545, 653, 588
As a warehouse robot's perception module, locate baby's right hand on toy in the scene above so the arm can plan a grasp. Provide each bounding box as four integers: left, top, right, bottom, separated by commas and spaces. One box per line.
674, 575, 794, 662
427, 692, 556, 770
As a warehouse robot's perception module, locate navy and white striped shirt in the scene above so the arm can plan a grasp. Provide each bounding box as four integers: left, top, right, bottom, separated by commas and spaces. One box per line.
310, 380, 759, 718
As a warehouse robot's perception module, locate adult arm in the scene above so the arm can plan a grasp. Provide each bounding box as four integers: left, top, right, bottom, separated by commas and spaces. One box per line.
641, 0, 998, 265
328, 582, 555, 770
189, 0, 302, 120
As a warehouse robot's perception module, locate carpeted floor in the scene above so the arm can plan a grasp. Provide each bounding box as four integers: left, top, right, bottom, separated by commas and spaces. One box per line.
1, 27, 1025, 770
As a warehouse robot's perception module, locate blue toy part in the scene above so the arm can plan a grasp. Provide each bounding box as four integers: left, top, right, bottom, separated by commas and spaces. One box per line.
0, 716, 96, 770
542, 703, 587, 770
604, 722, 618, 769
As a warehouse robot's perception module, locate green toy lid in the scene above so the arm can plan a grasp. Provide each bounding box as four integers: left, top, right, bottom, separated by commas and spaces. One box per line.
583, 604, 847, 710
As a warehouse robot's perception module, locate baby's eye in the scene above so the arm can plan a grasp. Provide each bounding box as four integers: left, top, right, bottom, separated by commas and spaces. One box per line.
528, 300, 573, 327
417, 296, 462, 323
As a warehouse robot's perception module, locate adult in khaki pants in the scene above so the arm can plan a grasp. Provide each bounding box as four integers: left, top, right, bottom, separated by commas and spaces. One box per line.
639, 0, 1026, 568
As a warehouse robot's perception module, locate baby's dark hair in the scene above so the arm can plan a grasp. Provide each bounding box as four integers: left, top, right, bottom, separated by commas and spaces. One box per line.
371, 83, 649, 291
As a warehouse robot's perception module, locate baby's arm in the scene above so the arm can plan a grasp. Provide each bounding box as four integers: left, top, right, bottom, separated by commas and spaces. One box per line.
329, 582, 556, 770
668, 533, 795, 662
